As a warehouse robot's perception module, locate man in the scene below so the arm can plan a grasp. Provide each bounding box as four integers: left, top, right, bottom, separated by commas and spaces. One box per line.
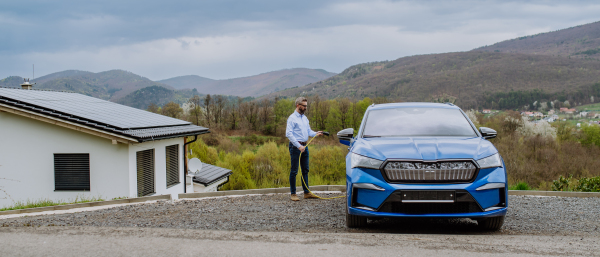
286, 97, 323, 201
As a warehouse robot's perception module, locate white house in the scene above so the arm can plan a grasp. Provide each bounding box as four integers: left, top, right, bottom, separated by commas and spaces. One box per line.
0, 86, 227, 208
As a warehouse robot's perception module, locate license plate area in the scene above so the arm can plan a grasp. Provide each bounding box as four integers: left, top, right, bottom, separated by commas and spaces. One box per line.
401, 190, 455, 203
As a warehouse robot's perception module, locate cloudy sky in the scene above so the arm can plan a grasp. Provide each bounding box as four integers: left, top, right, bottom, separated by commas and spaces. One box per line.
1, 0, 599, 81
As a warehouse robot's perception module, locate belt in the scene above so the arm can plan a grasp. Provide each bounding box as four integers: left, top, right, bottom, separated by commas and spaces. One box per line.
298, 141, 307, 146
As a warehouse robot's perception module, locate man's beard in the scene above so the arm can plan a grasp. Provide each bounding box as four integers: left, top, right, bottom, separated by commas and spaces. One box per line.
298, 108, 306, 115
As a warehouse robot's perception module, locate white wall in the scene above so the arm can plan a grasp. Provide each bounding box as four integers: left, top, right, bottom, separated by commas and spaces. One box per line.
0, 111, 187, 208
0, 112, 130, 208
128, 138, 185, 199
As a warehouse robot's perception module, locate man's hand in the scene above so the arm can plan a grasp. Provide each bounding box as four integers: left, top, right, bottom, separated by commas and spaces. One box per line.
298, 145, 306, 152
316, 131, 324, 136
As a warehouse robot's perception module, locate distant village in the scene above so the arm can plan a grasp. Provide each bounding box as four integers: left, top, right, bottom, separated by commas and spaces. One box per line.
480, 106, 600, 127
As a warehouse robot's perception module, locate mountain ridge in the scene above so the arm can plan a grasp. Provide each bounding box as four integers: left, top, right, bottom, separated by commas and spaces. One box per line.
158, 68, 336, 97
264, 20, 600, 109
474, 21, 600, 59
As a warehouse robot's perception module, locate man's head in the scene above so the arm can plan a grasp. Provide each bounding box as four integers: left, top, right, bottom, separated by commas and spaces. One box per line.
295, 97, 308, 115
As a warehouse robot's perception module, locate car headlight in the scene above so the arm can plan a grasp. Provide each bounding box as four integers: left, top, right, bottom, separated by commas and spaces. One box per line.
351, 153, 384, 169
476, 153, 503, 169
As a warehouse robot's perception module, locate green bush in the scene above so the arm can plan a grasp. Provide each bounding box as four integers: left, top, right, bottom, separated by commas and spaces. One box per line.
189, 138, 346, 191
510, 182, 532, 190
552, 174, 573, 191
551, 175, 600, 192
580, 124, 600, 147
574, 176, 600, 192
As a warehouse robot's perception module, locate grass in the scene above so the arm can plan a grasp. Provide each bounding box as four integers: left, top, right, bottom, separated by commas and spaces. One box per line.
0, 195, 105, 212
576, 102, 600, 111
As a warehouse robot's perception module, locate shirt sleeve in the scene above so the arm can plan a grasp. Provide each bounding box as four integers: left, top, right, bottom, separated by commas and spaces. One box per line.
307, 117, 317, 137
286, 116, 302, 148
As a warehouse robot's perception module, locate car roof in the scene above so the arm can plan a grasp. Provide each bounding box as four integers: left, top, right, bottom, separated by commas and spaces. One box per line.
367, 102, 461, 111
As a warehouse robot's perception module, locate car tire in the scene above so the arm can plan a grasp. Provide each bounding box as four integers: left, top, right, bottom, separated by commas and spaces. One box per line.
478, 216, 505, 231
346, 207, 367, 228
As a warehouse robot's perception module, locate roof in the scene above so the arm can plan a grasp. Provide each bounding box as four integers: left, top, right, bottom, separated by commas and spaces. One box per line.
368, 102, 461, 111
192, 163, 233, 186
0, 87, 209, 142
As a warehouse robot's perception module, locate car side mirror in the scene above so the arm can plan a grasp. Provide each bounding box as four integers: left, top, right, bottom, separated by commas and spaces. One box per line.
479, 127, 497, 139
337, 128, 354, 146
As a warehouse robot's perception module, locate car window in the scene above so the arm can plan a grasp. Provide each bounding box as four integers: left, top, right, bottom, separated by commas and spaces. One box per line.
362, 107, 477, 137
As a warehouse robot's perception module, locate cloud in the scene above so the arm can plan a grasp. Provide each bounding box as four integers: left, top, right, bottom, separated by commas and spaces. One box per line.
1, 0, 599, 80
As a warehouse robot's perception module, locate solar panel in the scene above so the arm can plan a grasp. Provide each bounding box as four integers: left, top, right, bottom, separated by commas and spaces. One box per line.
0, 88, 190, 130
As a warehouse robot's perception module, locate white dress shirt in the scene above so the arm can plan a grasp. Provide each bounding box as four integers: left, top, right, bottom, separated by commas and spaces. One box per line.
286, 110, 317, 148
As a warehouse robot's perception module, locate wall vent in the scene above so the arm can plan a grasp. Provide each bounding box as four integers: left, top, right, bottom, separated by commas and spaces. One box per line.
54, 153, 90, 191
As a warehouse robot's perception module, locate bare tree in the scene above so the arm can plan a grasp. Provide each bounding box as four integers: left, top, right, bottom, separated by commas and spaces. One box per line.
259, 99, 272, 125
241, 101, 259, 130
214, 95, 227, 127
203, 94, 212, 127
228, 97, 242, 130
188, 95, 202, 125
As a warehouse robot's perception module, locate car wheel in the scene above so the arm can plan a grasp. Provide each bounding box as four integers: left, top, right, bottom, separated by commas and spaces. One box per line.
346, 207, 367, 228
478, 216, 505, 231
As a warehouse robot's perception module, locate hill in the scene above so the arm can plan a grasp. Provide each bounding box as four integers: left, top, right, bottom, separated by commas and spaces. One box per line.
115, 86, 203, 109
266, 51, 600, 109
0, 70, 174, 101
475, 21, 600, 59
0, 76, 27, 88
159, 68, 336, 97
158, 75, 216, 90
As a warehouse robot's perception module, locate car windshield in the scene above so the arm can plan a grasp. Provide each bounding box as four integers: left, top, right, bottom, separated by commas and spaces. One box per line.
362, 107, 477, 137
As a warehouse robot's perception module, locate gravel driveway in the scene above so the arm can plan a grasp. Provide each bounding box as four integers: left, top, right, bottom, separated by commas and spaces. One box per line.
1, 194, 599, 236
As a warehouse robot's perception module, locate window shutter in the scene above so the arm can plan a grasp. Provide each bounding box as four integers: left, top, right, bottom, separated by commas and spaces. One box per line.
166, 144, 180, 187
136, 149, 155, 197
54, 154, 90, 191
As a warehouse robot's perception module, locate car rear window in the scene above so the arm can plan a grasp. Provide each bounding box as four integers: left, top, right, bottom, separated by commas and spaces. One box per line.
362, 107, 477, 137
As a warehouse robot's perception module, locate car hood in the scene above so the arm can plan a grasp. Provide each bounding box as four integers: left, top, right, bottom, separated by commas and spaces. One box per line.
351, 137, 497, 161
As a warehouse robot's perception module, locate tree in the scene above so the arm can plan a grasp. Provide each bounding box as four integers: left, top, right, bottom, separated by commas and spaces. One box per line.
326, 100, 342, 133
188, 95, 202, 125
338, 98, 352, 129
147, 103, 159, 113
228, 97, 242, 130
241, 101, 259, 130
259, 99, 274, 134
214, 95, 227, 127
162, 102, 183, 118
203, 94, 212, 127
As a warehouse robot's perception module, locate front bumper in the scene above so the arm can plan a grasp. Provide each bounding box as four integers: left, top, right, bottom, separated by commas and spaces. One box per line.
346, 165, 508, 218
348, 206, 507, 218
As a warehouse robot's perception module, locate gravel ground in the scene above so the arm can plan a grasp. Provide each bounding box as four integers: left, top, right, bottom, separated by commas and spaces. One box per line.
1, 194, 599, 236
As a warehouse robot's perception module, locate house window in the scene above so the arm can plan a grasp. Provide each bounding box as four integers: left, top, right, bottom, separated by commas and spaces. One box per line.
166, 144, 180, 187
136, 149, 155, 197
54, 153, 90, 191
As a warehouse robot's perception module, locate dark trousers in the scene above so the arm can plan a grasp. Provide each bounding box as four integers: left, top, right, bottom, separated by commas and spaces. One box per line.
289, 142, 309, 194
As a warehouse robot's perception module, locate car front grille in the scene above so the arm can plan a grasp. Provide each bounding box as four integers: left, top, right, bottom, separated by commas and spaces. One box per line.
375, 190, 484, 214
383, 161, 477, 183
378, 202, 483, 214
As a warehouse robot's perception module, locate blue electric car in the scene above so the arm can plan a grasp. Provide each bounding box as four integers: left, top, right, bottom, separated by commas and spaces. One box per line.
338, 102, 507, 230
